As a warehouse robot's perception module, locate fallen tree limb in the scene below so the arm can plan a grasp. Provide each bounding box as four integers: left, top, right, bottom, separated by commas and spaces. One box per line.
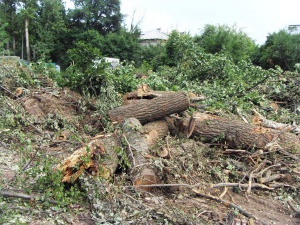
0, 190, 58, 204
253, 109, 300, 134
122, 84, 174, 102
212, 182, 274, 190
175, 113, 300, 153
109, 92, 189, 124
122, 118, 157, 191
192, 188, 257, 220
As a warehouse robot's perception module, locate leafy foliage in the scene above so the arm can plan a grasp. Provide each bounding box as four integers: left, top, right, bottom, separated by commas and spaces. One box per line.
0, 17, 8, 54
194, 24, 257, 63
69, 0, 122, 34
100, 29, 141, 62
259, 29, 300, 71
35, 0, 67, 61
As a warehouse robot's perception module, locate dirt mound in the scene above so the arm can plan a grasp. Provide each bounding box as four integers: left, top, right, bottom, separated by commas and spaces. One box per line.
1, 64, 300, 225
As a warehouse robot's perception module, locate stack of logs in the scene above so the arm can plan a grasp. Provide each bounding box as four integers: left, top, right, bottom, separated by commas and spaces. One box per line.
57, 84, 300, 191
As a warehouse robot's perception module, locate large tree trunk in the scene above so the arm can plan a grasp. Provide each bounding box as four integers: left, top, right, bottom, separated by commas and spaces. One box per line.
175, 113, 300, 153
109, 92, 189, 124
122, 118, 157, 191
25, 16, 30, 62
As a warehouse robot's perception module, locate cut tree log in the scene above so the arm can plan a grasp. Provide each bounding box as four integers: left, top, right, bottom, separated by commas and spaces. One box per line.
57, 135, 119, 182
175, 113, 300, 153
143, 119, 169, 147
109, 92, 189, 124
122, 118, 157, 191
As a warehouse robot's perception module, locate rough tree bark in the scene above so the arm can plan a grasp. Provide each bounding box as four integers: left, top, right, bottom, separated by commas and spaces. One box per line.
109, 92, 189, 124
175, 113, 300, 153
122, 118, 157, 191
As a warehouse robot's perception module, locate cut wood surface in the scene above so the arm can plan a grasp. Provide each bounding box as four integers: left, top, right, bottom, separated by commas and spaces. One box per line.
176, 113, 300, 153
109, 92, 189, 124
58, 136, 119, 182
143, 119, 169, 147
122, 118, 157, 191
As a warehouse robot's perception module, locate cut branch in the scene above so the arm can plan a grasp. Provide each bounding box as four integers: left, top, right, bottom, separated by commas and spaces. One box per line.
253, 109, 300, 134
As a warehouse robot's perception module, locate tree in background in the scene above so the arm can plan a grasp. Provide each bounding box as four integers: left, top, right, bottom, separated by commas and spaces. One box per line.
19, 0, 38, 62
0, 0, 18, 55
164, 30, 198, 67
35, 0, 66, 61
0, 17, 8, 54
259, 29, 300, 71
138, 43, 165, 70
194, 24, 257, 63
67, 29, 103, 70
68, 0, 122, 35
100, 29, 141, 62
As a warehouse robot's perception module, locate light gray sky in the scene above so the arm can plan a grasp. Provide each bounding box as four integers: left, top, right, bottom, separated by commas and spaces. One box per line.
65, 0, 300, 45
121, 0, 300, 45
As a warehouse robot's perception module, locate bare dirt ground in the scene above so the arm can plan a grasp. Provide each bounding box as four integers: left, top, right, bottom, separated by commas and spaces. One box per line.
1, 63, 300, 225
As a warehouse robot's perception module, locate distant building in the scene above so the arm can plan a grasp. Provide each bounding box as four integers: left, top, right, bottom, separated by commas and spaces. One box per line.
139, 28, 169, 46
288, 25, 300, 34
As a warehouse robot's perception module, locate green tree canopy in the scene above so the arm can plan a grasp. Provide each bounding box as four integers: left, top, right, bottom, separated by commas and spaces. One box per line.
68, 0, 122, 34
100, 29, 141, 62
259, 29, 300, 71
35, 0, 67, 61
0, 17, 8, 54
194, 24, 257, 63
0, 0, 18, 55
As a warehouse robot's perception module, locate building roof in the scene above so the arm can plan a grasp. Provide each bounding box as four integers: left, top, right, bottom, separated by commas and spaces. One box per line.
140, 29, 169, 40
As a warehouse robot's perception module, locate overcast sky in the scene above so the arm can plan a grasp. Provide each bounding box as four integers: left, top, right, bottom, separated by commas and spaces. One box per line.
121, 0, 300, 45
65, 0, 300, 45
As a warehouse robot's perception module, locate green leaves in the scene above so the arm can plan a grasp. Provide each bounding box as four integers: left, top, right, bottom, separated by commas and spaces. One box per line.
259, 29, 300, 71
70, 0, 122, 34
0, 17, 8, 54
195, 24, 257, 63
